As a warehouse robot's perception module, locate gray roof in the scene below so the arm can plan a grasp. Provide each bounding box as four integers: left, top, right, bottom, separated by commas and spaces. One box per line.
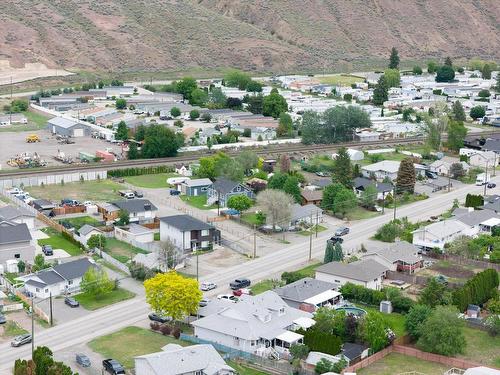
134, 344, 234, 375
48, 117, 83, 129
53, 258, 94, 280
483, 200, 500, 213
33, 199, 56, 209
291, 204, 323, 222
160, 215, 213, 231
274, 277, 337, 304
110, 199, 158, 214
211, 178, 241, 195
0, 206, 35, 221
482, 138, 500, 152
25, 279, 47, 288
0, 223, 32, 245
316, 259, 388, 282
127, 223, 153, 235
455, 209, 499, 226
312, 179, 331, 188
183, 178, 213, 187
36, 270, 65, 285
365, 241, 420, 265
193, 291, 312, 341
353, 177, 393, 193
413, 219, 469, 238
78, 224, 100, 236
362, 160, 400, 174
342, 343, 368, 361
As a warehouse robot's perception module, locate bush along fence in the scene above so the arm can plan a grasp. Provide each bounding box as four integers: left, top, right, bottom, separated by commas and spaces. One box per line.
108, 165, 175, 178
452, 268, 499, 311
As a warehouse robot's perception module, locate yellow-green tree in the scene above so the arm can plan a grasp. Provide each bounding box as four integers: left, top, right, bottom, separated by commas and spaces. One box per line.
144, 271, 202, 320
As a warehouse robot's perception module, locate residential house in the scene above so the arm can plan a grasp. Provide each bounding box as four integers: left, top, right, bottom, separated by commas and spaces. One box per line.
361, 160, 400, 181
429, 157, 470, 176
180, 178, 213, 197
22, 258, 96, 298
108, 199, 158, 224
47, 117, 90, 138
353, 177, 393, 200
273, 277, 341, 311
362, 241, 423, 273
97, 203, 121, 223
315, 259, 389, 290
0, 206, 36, 229
0, 222, 35, 268
160, 215, 220, 251
300, 190, 323, 206
207, 178, 255, 208
0, 114, 28, 126
77, 225, 102, 246
174, 164, 192, 177
412, 219, 470, 250
251, 127, 276, 141
356, 130, 381, 142
469, 151, 498, 168
115, 224, 155, 244
454, 209, 500, 235
193, 291, 314, 357
290, 204, 323, 226
134, 344, 235, 375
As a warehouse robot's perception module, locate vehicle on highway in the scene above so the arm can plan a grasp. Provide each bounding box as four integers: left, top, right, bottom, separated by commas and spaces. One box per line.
11, 334, 32, 347
64, 297, 79, 308
229, 278, 251, 290
217, 294, 238, 302
134, 190, 144, 198
487, 183, 496, 188
329, 236, 344, 245
200, 282, 217, 291
199, 298, 210, 307
42, 244, 53, 256
169, 189, 181, 196
148, 312, 172, 323
102, 359, 126, 374
334, 227, 350, 236
75, 353, 91, 367
0, 314, 6, 324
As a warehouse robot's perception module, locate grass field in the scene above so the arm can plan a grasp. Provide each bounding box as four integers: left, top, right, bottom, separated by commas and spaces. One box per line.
104, 238, 148, 263
250, 279, 283, 295
318, 74, 364, 86
344, 206, 379, 221
298, 225, 327, 236
460, 326, 500, 367
88, 326, 189, 369
180, 195, 217, 210
357, 353, 449, 375
59, 215, 102, 230
359, 304, 407, 338
38, 227, 83, 256
26, 179, 123, 202
0, 110, 51, 133
226, 361, 269, 375
124, 173, 179, 188
75, 288, 135, 311
1, 321, 28, 337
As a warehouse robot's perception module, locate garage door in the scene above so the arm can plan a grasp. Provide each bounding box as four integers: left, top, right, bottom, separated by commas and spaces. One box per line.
73, 128, 84, 137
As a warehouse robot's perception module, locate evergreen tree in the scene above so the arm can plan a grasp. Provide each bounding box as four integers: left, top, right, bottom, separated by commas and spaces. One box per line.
115, 120, 129, 140
283, 176, 301, 204
452, 100, 466, 122
447, 120, 467, 151
495, 74, 500, 93
332, 147, 352, 188
481, 64, 492, 79
332, 242, 344, 262
324, 241, 335, 263
389, 47, 400, 69
436, 65, 455, 82
372, 75, 388, 105
396, 157, 416, 193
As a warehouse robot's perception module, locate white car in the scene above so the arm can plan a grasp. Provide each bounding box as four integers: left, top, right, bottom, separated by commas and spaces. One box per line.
7, 187, 23, 195
200, 282, 217, 291
217, 294, 238, 303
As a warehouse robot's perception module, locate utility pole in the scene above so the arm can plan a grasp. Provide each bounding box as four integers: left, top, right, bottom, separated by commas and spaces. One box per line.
31, 298, 34, 359
315, 211, 319, 238
49, 292, 53, 326
484, 161, 489, 197
309, 214, 313, 261
393, 193, 397, 221
253, 225, 257, 258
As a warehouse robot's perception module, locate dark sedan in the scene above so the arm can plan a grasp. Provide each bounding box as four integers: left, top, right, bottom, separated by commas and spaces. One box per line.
103, 359, 125, 374
65, 297, 80, 308
148, 312, 172, 323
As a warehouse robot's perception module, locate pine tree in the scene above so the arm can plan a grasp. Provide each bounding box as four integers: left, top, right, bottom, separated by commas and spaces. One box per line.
481, 64, 492, 79
324, 241, 335, 263
389, 47, 400, 69
115, 120, 129, 140
127, 142, 139, 160
396, 158, 416, 193
332, 243, 344, 262
372, 75, 388, 106
452, 101, 466, 122
332, 147, 352, 188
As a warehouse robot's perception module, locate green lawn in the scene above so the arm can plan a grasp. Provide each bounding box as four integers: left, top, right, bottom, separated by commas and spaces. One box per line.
104, 238, 148, 263
75, 288, 135, 311
298, 225, 327, 236
124, 173, 180, 188
250, 279, 284, 295
460, 326, 500, 367
38, 227, 83, 256
359, 305, 407, 338
289, 262, 323, 278
226, 361, 269, 375
0, 110, 51, 133
318, 74, 364, 86
240, 213, 262, 227
357, 353, 449, 375
88, 326, 189, 369
344, 206, 379, 221
59, 215, 102, 230
180, 195, 217, 210
1, 321, 28, 337
26, 179, 123, 202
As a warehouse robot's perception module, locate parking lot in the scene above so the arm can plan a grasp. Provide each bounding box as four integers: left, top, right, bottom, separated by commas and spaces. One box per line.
0, 129, 122, 170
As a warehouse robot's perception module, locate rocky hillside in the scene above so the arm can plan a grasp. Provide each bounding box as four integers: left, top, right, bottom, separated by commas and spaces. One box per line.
0, 0, 498, 73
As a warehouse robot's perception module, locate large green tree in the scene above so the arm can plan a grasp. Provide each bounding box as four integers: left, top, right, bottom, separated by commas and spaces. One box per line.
481, 64, 492, 79
419, 277, 451, 307
262, 88, 288, 118
359, 312, 389, 352
324, 240, 335, 263
224, 69, 252, 90
388, 47, 400, 69
372, 75, 389, 105
321, 183, 344, 211
435, 65, 455, 82
227, 195, 253, 212
332, 189, 357, 216
332, 147, 352, 188
189, 88, 208, 106
405, 304, 432, 340
80, 267, 114, 297
176, 77, 198, 100
384, 69, 401, 88
447, 120, 467, 151
277, 112, 293, 137
332, 242, 344, 262
141, 125, 184, 158
396, 158, 416, 193
470, 106, 486, 120
452, 100, 466, 122
115, 120, 129, 140
283, 176, 301, 203
247, 94, 264, 114
360, 184, 378, 209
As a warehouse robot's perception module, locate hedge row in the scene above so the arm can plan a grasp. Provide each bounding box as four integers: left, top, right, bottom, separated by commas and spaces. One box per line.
108, 165, 175, 177
297, 327, 342, 356
340, 283, 385, 306
453, 269, 499, 311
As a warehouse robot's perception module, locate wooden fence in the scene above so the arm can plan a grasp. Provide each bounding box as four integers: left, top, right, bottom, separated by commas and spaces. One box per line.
15, 291, 50, 323
386, 271, 464, 288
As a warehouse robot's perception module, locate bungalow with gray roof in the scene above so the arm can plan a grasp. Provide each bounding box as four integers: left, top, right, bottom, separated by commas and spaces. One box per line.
316, 259, 389, 290
180, 178, 213, 196
0, 222, 35, 268
362, 241, 423, 273
0, 205, 35, 229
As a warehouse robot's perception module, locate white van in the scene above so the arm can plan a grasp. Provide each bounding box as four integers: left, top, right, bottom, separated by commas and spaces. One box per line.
476, 173, 490, 186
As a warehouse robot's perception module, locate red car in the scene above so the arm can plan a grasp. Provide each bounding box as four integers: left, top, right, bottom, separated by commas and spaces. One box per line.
233, 288, 251, 297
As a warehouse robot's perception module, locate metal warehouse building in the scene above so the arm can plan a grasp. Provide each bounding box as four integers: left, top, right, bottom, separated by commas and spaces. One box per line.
47, 117, 91, 137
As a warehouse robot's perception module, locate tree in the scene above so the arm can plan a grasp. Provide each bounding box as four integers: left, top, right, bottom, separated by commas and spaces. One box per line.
224, 69, 252, 90
17, 260, 26, 273
189, 88, 207, 106
80, 267, 114, 297
478, 89, 491, 98
283, 176, 301, 203
481, 63, 492, 79
227, 195, 253, 212
280, 154, 291, 173
405, 304, 432, 340
32, 254, 49, 272
290, 343, 309, 361
115, 120, 129, 140
226, 97, 243, 110
9, 99, 29, 112
360, 184, 377, 209
201, 112, 212, 123
277, 112, 293, 137
447, 120, 467, 151
435, 65, 455, 82
256, 189, 293, 230
176, 77, 197, 100
141, 125, 184, 158
332, 242, 344, 262
372, 75, 389, 105
14, 359, 36, 375
324, 241, 335, 263
157, 239, 179, 271
33, 346, 53, 375
128, 142, 139, 160
115, 98, 127, 109
332, 147, 352, 188
117, 209, 130, 226
247, 94, 264, 114
170, 107, 181, 118
384, 68, 401, 88
135, 125, 147, 142
359, 312, 389, 352
470, 106, 486, 120
144, 271, 202, 320
444, 57, 453, 67
452, 100, 466, 122
268, 172, 288, 190
246, 80, 263, 92
413, 66, 423, 75
321, 183, 344, 211
215, 156, 244, 182
208, 87, 227, 109
495, 74, 500, 93
419, 277, 451, 307
315, 358, 334, 374
331, 188, 357, 217
449, 163, 465, 179
87, 234, 106, 249
396, 158, 416, 194
263, 88, 288, 118
417, 306, 466, 356
427, 61, 439, 74
388, 47, 400, 69
189, 109, 200, 120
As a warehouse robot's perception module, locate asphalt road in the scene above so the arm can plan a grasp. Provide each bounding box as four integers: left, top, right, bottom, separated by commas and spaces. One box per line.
0, 177, 498, 372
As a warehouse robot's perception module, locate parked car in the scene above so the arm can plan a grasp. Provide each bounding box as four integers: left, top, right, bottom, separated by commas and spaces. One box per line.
315, 171, 330, 177
229, 278, 251, 290
42, 244, 53, 256
75, 353, 91, 367
169, 189, 181, 196
199, 298, 210, 307
233, 288, 251, 297
425, 170, 438, 179
200, 282, 217, 291
334, 227, 350, 236
102, 359, 125, 375
61, 199, 80, 206
217, 294, 238, 302
134, 190, 144, 198
65, 297, 79, 308
11, 334, 32, 347
0, 314, 6, 324
7, 187, 23, 195
148, 312, 172, 323
487, 183, 496, 188
329, 236, 344, 245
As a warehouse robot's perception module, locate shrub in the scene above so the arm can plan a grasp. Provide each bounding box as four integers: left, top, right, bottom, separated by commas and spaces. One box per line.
298, 327, 342, 356
281, 271, 302, 285
108, 165, 174, 177
150, 322, 160, 331
160, 324, 172, 336
171, 327, 181, 339
340, 282, 385, 305
452, 269, 499, 311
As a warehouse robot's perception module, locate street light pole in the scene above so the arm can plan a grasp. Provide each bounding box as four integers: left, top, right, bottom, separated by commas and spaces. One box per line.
31, 297, 34, 359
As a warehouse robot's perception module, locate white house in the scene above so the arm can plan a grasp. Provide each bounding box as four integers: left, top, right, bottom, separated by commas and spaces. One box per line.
469, 151, 498, 168
109, 199, 158, 224
361, 160, 400, 181
290, 204, 323, 226
77, 225, 102, 246
193, 291, 314, 358
412, 219, 470, 250
174, 164, 192, 177
429, 158, 469, 176
114, 223, 155, 244
22, 258, 96, 298
135, 344, 235, 375
0, 222, 35, 269
159, 215, 220, 251
315, 259, 389, 290
0, 206, 36, 229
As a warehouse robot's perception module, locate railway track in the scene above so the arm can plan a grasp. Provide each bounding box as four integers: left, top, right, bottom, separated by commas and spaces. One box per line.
0, 130, 498, 179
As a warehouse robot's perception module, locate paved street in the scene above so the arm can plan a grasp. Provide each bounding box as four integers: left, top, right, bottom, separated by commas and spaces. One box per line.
0, 177, 498, 372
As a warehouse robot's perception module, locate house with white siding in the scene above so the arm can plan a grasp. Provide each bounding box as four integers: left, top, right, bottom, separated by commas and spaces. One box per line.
315, 259, 389, 290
